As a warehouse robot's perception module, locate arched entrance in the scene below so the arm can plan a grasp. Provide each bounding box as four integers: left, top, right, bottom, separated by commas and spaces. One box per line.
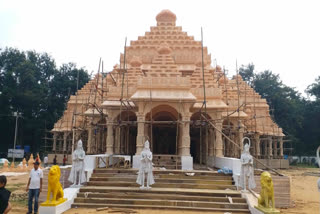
114, 111, 137, 155
146, 105, 179, 155
91, 117, 106, 154
222, 120, 235, 157
190, 112, 211, 164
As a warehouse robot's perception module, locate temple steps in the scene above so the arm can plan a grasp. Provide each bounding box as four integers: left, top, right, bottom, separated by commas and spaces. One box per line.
73, 198, 248, 209
153, 155, 181, 169
89, 177, 232, 185
93, 168, 228, 176
72, 169, 249, 212
92, 173, 233, 180
76, 192, 246, 203
87, 181, 235, 190
72, 203, 250, 213
151, 165, 182, 169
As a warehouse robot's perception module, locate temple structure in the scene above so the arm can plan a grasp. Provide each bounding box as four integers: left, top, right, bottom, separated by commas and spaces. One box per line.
51, 10, 285, 169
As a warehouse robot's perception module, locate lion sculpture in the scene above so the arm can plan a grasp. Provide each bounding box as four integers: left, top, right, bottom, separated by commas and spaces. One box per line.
256, 171, 279, 213
41, 165, 67, 206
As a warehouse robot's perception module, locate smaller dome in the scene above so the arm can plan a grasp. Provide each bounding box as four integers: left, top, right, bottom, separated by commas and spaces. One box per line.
157, 43, 172, 54
130, 56, 142, 67
156, 10, 177, 23
195, 59, 208, 67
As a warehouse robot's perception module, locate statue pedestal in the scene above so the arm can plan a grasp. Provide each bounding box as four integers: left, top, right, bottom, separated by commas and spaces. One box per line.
255, 206, 280, 214
39, 187, 79, 214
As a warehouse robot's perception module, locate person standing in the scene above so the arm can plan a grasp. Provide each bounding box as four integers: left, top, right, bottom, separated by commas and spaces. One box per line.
26, 161, 43, 214
63, 155, 67, 166
0, 175, 12, 214
53, 155, 57, 165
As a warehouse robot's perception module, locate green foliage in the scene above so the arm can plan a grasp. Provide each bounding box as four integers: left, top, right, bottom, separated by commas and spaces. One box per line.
306, 76, 320, 100
239, 63, 254, 86
239, 64, 319, 155
302, 76, 320, 154
0, 47, 89, 154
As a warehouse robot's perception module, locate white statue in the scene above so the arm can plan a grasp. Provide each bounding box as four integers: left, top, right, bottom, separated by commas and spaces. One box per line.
239, 137, 256, 191
136, 140, 155, 189
68, 139, 86, 187
316, 146, 320, 192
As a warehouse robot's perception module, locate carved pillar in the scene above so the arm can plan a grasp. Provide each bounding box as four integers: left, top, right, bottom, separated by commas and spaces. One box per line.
263, 139, 267, 158
180, 115, 191, 156
215, 121, 223, 157
120, 128, 126, 154
136, 113, 146, 155
63, 132, 68, 152
106, 117, 114, 155
144, 123, 150, 151
52, 133, 57, 152
268, 136, 273, 159
230, 133, 236, 157
59, 136, 63, 152
279, 137, 284, 158
273, 137, 278, 159
114, 126, 121, 154
254, 133, 260, 158
87, 125, 93, 154
208, 128, 215, 156
178, 123, 183, 155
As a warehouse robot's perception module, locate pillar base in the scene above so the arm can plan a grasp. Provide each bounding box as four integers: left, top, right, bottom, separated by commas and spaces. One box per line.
133, 155, 141, 169
207, 156, 215, 167
181, 156, 193, 170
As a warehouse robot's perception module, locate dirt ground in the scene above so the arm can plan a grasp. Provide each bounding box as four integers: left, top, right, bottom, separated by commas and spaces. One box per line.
279, 167, 320, 214
1, 167, 319, 214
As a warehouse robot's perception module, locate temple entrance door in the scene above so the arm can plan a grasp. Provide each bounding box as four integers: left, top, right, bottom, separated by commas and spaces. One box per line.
152, 125, 176, 155
190, 112, 211, 164
147, 105, 179, 155
114, 111, 137, 155
190, 127, 201, 163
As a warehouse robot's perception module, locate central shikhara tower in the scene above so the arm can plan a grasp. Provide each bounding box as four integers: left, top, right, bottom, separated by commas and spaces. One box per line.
51, 10, 285, 169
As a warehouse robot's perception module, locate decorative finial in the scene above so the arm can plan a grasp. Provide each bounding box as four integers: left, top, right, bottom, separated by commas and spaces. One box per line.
156, 10, 177, 23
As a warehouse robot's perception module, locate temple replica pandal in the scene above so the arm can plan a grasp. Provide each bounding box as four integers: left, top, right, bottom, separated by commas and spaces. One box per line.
50, 10, 287, 169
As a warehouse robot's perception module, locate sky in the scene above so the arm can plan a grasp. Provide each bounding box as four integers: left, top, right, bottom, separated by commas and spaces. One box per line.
0, 0, 319, 95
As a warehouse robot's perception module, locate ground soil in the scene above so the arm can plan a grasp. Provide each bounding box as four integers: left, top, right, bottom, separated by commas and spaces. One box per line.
279, 167, 320, 214
1, 167, 319, 214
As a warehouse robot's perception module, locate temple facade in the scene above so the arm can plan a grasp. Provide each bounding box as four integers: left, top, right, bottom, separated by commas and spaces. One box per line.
51, 10, 285, 168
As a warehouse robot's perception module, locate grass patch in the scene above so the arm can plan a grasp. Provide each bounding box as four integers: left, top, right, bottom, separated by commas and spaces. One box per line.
6, 183, 25, 192
294, 163, 318, 168
11, 199, 28, 207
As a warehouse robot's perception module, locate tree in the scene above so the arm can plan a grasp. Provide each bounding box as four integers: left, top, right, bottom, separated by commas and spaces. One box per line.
0, 47, 90, 154
239, 64, 306, 155
302, 76, 320, 154
306, 76, 320, 100
239, 63, 255, 86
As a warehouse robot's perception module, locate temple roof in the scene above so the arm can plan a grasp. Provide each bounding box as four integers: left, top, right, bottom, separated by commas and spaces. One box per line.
51, 10, 284, 137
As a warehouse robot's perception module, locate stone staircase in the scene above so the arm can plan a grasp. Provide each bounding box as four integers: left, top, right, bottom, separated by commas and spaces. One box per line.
72, 169, 250, 213
153, 155, 181, 169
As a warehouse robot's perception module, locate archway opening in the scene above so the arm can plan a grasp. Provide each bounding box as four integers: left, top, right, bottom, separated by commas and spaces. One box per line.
146, 105, 179, 155
190, 112, 211, 164
222, 120, 235, 157
115, 111, 137, 155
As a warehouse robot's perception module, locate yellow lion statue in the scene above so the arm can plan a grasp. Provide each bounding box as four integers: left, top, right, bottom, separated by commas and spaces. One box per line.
41, 165, 67, 206
256, 171, 279, 213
